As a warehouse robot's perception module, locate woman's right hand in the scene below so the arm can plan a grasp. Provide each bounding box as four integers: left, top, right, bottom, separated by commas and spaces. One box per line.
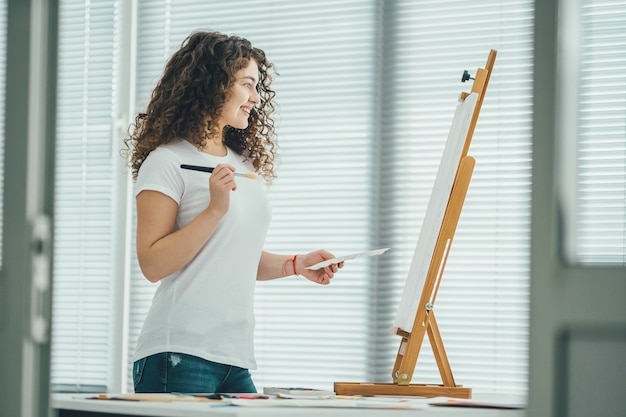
136, 163, 239, 282
207, 164, 237, 216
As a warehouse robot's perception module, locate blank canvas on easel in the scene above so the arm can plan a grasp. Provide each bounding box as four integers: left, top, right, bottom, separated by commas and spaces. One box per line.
393, 92, 478, 333
334, 50, 496, 399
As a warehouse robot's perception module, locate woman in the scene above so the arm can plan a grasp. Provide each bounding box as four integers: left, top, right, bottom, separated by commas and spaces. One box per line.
125, 31, 342, 394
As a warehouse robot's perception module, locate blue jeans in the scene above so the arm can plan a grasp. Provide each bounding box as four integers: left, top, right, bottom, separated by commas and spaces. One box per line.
133, 352, 257, 393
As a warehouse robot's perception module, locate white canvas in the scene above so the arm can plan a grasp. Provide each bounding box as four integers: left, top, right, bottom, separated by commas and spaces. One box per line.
393, 92, 478, 333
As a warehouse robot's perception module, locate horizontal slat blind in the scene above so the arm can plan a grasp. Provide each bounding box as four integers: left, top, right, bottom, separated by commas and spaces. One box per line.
130, 0, 377, 392
576, 1, 626, 264
40, 0, 623, 395
130, 0, 534, 396
378, 1, 533, 394
51, 0, 117, 391
126, 0, 165, 392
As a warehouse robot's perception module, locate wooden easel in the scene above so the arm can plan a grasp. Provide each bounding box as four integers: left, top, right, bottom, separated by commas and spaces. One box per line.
335, 50, 497, 399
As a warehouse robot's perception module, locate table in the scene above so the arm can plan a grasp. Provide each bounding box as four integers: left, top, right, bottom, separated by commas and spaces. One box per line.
52, 393, 527, 417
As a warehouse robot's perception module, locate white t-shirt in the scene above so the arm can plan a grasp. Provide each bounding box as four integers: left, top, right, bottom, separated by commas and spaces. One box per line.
132, 139, 272, 369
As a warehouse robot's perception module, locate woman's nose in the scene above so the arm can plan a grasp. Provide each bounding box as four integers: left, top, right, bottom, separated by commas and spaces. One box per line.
250, 89, 260, 105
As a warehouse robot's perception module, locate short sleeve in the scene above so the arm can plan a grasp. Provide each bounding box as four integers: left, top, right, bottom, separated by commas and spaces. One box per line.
135, 146, 185, 204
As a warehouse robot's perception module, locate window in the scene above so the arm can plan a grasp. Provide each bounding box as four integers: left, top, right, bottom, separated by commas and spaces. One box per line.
127, 0, 534, 394
130, 0, 378, 390
376, 1, 534, 393
51, 0, 118, 392
558, 0, 626, 265
50, 0, 545, 396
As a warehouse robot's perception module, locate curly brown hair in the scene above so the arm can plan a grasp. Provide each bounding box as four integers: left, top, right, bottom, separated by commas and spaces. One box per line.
125, 31, 278, 181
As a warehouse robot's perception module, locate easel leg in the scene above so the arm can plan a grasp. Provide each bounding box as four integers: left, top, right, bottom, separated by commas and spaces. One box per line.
428, 311, 456, 386
391, 335, 409, 383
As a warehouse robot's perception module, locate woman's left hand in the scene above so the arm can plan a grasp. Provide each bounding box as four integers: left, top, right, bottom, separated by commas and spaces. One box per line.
296, 250, 344, 285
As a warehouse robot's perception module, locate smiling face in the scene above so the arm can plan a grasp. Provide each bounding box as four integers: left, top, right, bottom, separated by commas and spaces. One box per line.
218, 59, 260, 131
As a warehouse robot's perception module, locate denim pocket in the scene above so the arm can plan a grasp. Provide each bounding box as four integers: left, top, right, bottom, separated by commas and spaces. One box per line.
132, 357, 147, 388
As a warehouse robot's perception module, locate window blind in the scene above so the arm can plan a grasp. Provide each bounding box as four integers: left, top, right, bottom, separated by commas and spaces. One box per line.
51, 0, 118, 392
575, 1, 626, 265
130, 0, 378, 391
376, 1, 534, 393
44, 0, 625, 396
129, 0, 534, 396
